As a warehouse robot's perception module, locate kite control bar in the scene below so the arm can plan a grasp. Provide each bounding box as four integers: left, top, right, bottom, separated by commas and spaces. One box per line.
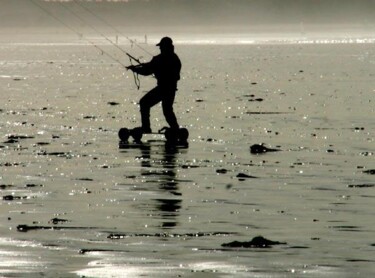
126, 52, 142, 65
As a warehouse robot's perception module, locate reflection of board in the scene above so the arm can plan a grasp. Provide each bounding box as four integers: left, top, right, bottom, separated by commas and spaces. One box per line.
118, 127, 189, 143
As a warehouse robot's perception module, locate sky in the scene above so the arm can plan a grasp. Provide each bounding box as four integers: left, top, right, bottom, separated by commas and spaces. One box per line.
1, 0, 375, 35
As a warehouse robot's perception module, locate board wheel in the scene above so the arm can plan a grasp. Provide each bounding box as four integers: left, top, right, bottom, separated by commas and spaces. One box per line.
164, 128, 177, 142
131, 127, 143, 142
164, 128, 189, 143
118, 128, 130, 142
178, 128, 189, 142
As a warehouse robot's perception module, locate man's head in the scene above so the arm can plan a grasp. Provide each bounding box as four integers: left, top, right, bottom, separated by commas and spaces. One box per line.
156, 37, 174, 53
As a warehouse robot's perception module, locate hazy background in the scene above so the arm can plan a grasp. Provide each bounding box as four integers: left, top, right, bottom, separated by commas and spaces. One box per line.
1, 0, 375, 42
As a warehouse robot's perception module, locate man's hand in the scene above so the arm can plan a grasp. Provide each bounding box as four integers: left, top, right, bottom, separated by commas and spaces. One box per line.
126, 65, 136, 71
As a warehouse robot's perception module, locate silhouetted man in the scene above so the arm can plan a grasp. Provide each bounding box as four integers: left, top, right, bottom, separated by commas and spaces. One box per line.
127, 37, 181, 133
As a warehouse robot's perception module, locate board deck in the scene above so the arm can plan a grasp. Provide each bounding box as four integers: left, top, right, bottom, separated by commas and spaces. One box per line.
118, 127, 189, 143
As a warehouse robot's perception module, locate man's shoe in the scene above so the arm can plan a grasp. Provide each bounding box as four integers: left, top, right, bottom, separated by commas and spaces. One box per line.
142, 127, 152, 134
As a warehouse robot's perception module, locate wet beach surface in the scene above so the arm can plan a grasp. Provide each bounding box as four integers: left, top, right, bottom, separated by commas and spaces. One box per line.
0, 42, 374, 277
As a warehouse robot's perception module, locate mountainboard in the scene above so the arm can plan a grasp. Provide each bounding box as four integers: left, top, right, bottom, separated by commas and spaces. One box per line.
118, 127, 189, 143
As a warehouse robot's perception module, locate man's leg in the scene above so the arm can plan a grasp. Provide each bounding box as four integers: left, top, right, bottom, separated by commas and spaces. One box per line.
139, 87, 162, 132
162, 89, 179, 130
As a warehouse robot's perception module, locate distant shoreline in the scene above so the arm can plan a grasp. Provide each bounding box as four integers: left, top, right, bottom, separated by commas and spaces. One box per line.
1, 36, 374, 46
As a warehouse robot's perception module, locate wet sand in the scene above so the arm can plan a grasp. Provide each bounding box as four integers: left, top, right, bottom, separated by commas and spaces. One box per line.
0, 41, 374, 277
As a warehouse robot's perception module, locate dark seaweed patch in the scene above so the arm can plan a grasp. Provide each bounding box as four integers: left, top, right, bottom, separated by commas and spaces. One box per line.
25, 183, 43, 188
216, 169, 228, 174
222, 236, 286, 248
363, 169, 375, 175
17, 225, 51, 232
42, 241, 59, 247
239, 94, 263, 102
34, 142, 50, 146
236, 173, 258, 180
8, 135, 35, 140
329, 226, 363, 232
311, 187, 338, 191
3, 139, 19, 144
79, 249, 128, 254
108, 231, 235, 239
346, 259, 375, 262
49, 218, 70, 224
246, 112, 290, 115
37, 151, 73, 158
76, 178, 94, 181
181, 165, 200, 169
0, 162, 22, 167
250, 144, 280, 154
17, 224, 98, 232
3, 195, 27, 201
348, 184, 375, 188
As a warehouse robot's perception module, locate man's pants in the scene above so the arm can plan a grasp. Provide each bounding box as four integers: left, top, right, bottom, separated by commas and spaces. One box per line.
139, 86, 179, 131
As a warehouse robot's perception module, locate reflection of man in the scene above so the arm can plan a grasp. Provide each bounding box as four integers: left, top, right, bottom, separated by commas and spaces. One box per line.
138, 143, 182, 229
127, 37, 181, 133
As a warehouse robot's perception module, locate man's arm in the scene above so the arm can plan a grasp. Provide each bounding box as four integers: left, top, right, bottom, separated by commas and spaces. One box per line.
127, 61, 154, 76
